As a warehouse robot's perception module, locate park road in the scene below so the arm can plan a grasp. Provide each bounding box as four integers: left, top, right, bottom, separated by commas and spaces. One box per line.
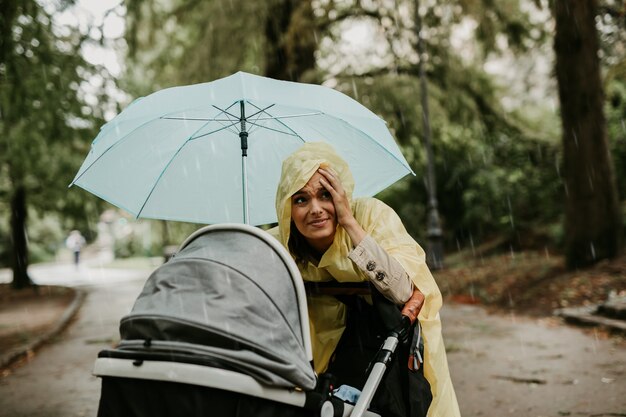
0, 261, 624, 417
0, 262, 147, 417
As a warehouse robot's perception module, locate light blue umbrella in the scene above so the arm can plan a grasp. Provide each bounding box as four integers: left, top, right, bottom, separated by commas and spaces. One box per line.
71, 71, 414, 225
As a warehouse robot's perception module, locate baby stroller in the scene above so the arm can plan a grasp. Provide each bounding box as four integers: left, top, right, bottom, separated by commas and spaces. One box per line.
93, 224, 428, 417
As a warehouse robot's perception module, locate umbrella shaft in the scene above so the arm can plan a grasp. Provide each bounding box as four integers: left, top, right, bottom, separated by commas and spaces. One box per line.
242, 153, 249, 224
239, 100, 249, 223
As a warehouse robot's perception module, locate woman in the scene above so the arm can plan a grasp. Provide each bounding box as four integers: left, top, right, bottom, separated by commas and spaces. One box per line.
269, 142, 460, 417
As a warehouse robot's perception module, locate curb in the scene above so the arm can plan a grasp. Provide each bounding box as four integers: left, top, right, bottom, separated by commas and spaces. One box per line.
0, 288, 87, 370
556, 305, 626, 335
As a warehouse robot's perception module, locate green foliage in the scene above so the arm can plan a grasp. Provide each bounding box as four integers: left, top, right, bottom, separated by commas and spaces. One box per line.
112, 219, 203, 258
114, 232, 145, 259
27, 211, 66, 263
345, 70, 561, 248
0, 214, 8, 265
606, 78, 626, 199
124, 0, 267, 95
456, 0, 549, 54
0, 0, 110, 268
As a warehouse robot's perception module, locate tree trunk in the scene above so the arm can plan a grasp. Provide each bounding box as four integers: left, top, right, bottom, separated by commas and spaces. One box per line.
554, 0, 622, 268
10, 185, 33, 289
264, 0, 316, 81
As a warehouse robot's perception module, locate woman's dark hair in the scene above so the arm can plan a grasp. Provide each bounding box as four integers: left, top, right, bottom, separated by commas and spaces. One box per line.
288, 221, 311, 264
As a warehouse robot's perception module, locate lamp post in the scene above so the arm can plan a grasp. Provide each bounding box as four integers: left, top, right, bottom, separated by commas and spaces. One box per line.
415, 0, 444, 269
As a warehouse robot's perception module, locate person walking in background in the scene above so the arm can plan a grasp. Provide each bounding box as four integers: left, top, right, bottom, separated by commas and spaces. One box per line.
66, 230, 86, 267
269, 142, 460, 417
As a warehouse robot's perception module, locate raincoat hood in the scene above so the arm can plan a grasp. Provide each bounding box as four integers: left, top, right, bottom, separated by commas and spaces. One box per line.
275, 142, 354, 248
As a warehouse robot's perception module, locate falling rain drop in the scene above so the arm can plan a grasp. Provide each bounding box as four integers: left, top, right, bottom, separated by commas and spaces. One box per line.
590, 242, 596, 260
555, 155, 561, 177
516, 332, 526, 357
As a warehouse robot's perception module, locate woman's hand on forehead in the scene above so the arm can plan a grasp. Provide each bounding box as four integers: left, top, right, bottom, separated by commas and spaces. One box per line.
319, 168, 358, 223
318, 167, 366, 246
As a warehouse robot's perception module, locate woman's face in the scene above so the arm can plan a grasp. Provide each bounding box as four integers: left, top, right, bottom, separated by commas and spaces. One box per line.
291, 171, 337, 254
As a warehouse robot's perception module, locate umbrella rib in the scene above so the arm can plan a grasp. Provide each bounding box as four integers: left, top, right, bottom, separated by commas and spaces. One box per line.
70, 117, 178, 187
136, 118, 219, 219
244, 120, 301, 137
210, 104, 243, 136
328, 113, 415, 174
188, 120, 241, 141
244, 103, 276, 120
253, 112, 323, 120
211, 102, 276, 123
246, 102, 306, 141
161, 116, 241, 123
211, 105, 241, 125
71, 103, 240, 187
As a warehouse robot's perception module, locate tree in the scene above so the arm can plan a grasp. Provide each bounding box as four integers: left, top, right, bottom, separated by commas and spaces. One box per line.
124, 0, 317, 86
553, 0, 622, 268
0, 0, 104, 288
264, 0, 317, 81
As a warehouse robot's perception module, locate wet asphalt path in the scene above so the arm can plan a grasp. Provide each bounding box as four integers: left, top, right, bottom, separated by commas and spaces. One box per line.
443, 304, 626, 417
0, 263, 148, 417
0, 261, 624, 417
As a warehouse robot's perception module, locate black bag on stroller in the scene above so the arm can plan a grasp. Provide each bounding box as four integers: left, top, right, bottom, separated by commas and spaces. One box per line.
307, 282, 433, 417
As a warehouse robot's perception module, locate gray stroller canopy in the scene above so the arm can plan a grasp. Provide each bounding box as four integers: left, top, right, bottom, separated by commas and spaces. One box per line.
118, 224, 316, 390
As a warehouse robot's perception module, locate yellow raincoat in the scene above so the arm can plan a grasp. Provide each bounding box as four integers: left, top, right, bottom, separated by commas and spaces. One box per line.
269, 142, 460, 417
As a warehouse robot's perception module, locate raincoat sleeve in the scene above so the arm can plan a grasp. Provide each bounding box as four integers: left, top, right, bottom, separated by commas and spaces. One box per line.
353, 198, 461, 417
352, 198, 442, 315
348, 235, 413, 305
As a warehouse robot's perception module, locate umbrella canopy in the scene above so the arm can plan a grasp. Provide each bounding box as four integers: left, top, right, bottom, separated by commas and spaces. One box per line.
71, 71, 414, 225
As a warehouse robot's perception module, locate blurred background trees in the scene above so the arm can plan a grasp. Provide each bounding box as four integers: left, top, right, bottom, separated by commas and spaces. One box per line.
0, 0, 111, 287
1, 0, 625, 286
